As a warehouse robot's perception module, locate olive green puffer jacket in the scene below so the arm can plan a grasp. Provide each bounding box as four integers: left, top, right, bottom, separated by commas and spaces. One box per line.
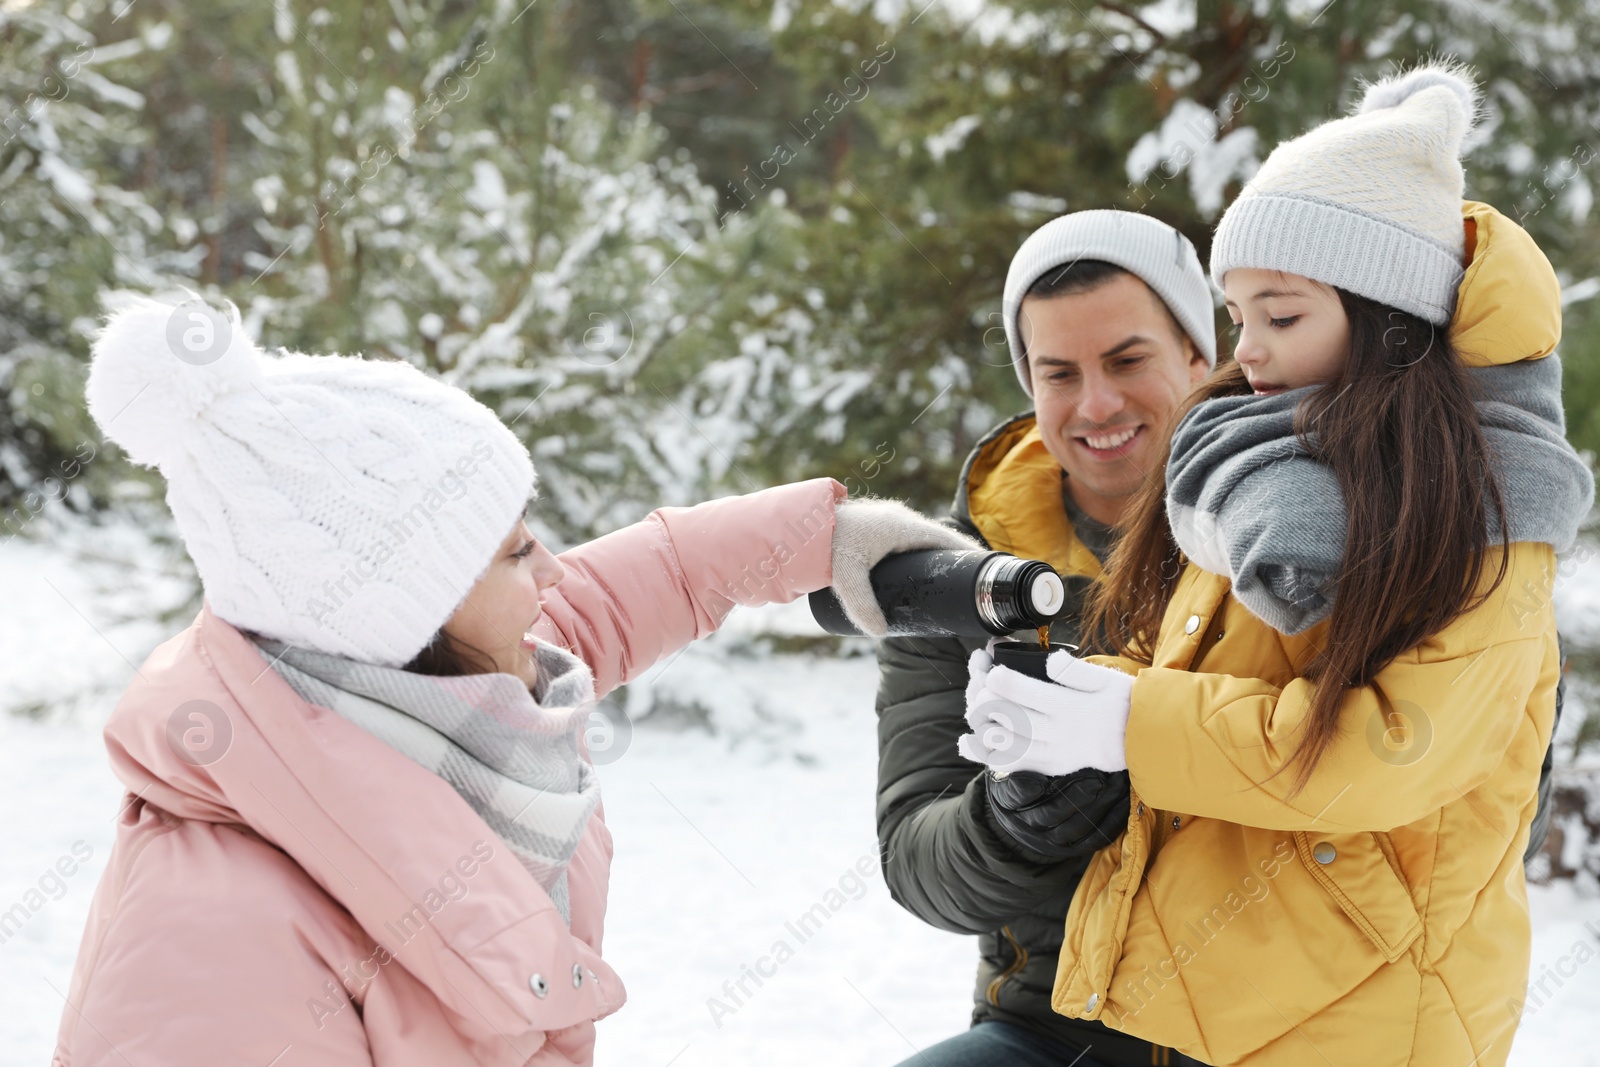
875, 413, 1185, 1064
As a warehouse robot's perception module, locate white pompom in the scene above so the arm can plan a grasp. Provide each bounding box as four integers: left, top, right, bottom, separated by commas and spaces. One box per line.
1357, 60, 1479, 125
85, 295, 267, 468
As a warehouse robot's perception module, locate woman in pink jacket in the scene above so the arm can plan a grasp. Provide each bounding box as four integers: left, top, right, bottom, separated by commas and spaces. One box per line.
54, 297, 970, 1066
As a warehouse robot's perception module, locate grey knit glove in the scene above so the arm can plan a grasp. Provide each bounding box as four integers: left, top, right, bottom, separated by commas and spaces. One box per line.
829, 498, 981, 638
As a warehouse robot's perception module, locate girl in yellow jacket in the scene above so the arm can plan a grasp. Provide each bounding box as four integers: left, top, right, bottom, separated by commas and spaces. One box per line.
957, 63, 1593, 1067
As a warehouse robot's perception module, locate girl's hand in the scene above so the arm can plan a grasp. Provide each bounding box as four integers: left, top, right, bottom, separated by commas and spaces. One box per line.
958, 648, 1134, 776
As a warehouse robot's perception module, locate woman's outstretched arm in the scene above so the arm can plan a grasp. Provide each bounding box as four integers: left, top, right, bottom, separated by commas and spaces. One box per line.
530, 478, 846, 698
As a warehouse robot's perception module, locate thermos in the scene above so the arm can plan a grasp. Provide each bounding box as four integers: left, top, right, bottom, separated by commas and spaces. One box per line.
809, 549, 1067, 639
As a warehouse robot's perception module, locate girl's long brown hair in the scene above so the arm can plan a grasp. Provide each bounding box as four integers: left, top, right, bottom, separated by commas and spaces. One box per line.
1084, 288, 1510, 795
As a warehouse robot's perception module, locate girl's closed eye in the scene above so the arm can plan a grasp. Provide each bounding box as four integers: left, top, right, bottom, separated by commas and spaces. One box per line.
512, 538, 536, 560
1269, 315, 1300, 329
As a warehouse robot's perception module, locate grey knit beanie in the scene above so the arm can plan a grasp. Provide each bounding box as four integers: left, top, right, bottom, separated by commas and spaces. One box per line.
1210, 62, 1478, 326
1002, 209, 1216, 396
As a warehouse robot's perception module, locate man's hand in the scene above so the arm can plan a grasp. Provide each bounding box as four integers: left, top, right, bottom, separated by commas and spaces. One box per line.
957, 646, 1134, 776
984, 767, 1131, 860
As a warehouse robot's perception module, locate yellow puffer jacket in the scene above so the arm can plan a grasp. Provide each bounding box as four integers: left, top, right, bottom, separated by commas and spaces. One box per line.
963, 414, 1104, 583
1049, 202, 1567, 1066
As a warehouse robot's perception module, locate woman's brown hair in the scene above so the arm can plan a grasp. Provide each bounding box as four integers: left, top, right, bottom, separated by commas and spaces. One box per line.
1084, 286, 1509, 794
403, 628, 498, 677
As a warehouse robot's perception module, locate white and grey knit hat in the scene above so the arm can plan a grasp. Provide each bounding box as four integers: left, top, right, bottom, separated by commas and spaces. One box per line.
1210, 62, 1479, 326
85, 295, 536, 667
1003, 209, 1217, 396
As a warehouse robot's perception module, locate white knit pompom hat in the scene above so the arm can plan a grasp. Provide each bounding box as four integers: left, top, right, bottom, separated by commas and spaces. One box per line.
1003, 209, 1217, 396
1210, 61, 1480, 326
85, 295, 536, 667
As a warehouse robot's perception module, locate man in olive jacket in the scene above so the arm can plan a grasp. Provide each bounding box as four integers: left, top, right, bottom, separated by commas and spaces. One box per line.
876, 211, 1217, 1067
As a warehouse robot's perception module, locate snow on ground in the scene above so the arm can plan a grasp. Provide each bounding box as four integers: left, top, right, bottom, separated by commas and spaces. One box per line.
3, 533, 1600, 1065
1556, 538, 1600, 656
591, 643, 977, 1067
1513, 878, 1600, 1066
0, 713, 122, 1059
0, 534, 161, 1059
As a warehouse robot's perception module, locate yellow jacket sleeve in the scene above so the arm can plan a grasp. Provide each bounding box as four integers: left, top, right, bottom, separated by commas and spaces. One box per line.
1121, 546, 1557, 833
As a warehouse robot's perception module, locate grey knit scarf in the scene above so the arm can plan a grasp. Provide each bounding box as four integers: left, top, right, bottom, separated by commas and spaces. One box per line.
252, 635, 601, 924
1166, 355, 1594, 635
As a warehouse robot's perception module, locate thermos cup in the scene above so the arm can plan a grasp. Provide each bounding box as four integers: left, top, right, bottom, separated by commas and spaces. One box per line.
991, 640, 1053, 680
808, 549, 1067, 639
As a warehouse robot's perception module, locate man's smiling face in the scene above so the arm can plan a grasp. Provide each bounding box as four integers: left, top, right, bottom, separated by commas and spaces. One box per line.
1021, 271, 1211, 527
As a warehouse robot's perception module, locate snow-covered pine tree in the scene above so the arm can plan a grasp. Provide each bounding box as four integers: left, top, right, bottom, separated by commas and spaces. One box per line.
232, 0, 841, 546
0, 2, 176, 531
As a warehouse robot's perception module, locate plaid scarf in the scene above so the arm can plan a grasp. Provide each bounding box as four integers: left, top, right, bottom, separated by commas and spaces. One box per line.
253, 635, 601, 924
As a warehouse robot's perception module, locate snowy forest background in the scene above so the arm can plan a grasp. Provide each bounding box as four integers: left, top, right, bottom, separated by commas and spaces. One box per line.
5, 0, 1600, 1062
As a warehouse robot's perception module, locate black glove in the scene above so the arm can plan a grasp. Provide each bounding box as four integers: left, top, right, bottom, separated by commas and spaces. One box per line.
984, 767, 1131, 860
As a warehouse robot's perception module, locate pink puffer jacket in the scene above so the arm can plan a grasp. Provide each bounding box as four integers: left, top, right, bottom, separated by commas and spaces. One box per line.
53, 478, 844, 1067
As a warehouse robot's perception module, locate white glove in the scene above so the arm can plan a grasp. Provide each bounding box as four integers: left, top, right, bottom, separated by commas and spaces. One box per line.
957, 646, 1134, 776
829, 498, 980, 638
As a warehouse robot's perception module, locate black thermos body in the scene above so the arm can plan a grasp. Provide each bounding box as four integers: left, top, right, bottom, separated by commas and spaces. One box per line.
808, 549, 1067, 639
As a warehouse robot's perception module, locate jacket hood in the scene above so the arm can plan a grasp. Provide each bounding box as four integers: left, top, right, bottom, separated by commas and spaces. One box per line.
102, 603, 621, 1039
954, 412, 1103, 581
1451, 200, 1562, 366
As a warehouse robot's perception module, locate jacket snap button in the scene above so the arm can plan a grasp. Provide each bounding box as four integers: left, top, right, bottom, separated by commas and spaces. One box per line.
1184, 615, 1200, 635
1314, 842, 1337, 865
572, 964, 584, 988
530, 973, 549, 998
1085, 992, 1099, 1012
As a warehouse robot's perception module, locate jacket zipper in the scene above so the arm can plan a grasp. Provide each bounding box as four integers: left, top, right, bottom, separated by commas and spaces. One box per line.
985, 925, 1029, 1006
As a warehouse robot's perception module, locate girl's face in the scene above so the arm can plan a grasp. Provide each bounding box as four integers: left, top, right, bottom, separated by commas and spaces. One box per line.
441, 519, 565, 688
1222, 268, 1351, 394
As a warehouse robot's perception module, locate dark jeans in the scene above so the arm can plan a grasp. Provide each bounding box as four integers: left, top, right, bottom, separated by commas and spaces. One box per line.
893, 1020, 1207, 1067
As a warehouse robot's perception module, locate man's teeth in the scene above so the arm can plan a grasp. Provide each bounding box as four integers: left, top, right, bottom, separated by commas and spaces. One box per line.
1082, 426, 1139, 450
